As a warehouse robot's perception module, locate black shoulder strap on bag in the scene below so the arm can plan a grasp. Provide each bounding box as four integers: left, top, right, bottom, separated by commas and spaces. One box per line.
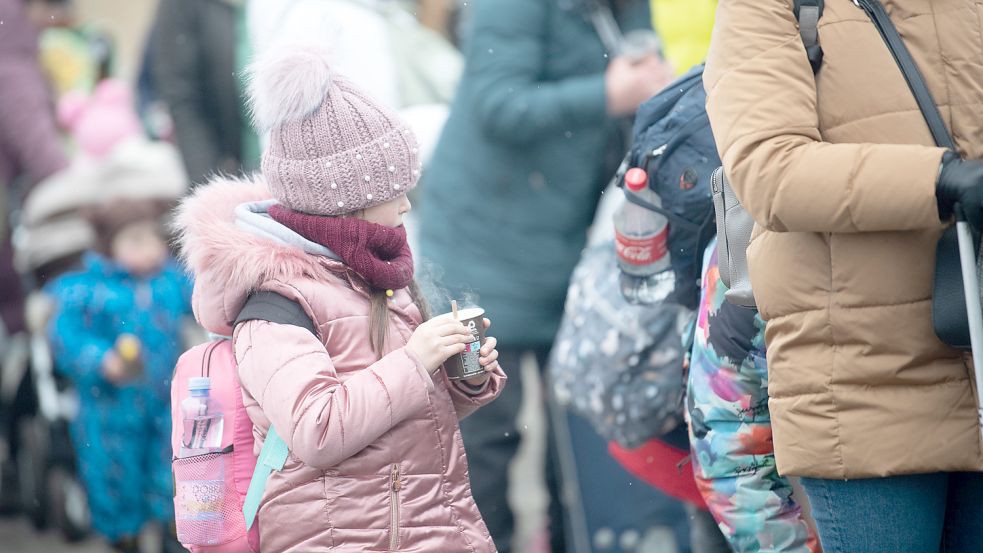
854, 0, 955, 150
235, 291, 318, 337
794, 0, 825, 73
851, 0, 966, 348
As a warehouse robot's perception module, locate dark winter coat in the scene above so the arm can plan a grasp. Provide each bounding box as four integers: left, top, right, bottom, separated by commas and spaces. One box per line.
417, 0, 650, 347
152, 0, 246, 186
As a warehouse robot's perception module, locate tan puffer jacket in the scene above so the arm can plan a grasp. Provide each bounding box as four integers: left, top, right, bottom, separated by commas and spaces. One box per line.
705, 0, 983, 479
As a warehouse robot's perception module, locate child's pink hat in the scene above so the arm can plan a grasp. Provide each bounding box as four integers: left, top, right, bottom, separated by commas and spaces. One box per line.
58, 79, 143, 159
248, 45, 421, 216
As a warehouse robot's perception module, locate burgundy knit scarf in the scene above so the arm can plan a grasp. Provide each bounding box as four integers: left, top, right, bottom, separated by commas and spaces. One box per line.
268, 205, 414, 291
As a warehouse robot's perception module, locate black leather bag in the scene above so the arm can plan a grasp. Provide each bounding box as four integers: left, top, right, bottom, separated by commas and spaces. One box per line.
933, 226, 979, 348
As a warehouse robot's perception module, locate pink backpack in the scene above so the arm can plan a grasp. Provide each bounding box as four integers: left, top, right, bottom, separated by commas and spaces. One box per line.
170, 292, 316, 553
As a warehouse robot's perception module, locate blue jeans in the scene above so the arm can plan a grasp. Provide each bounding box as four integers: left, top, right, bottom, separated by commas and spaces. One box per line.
801, 472, 983, 553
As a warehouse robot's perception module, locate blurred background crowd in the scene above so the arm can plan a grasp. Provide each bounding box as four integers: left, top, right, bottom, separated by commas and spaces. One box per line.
0, 0, 737, 552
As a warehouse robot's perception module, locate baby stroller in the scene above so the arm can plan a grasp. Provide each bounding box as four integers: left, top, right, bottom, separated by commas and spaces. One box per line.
15, 292, 91, 542
7, 163, 100, 542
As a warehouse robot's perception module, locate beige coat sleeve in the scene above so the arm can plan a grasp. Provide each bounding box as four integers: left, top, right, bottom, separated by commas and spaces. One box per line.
703, 0, 946, 233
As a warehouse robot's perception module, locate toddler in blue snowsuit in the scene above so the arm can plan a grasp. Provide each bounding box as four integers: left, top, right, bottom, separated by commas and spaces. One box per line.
46, 197, 192, 552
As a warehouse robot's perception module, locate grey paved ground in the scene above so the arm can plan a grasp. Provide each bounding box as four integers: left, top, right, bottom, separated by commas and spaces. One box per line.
0, 516, 108, 553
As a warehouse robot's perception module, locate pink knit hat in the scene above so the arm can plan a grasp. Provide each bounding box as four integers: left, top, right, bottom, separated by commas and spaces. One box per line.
248, 46, 421, 216
58, 79, 144, 159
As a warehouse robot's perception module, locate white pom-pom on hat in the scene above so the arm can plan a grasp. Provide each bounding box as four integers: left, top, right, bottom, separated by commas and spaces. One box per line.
247, 44, 335, 131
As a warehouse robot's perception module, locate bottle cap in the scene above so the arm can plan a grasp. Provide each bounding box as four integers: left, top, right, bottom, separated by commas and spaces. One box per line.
625, 168, 648, 192
188, 377, 211, 392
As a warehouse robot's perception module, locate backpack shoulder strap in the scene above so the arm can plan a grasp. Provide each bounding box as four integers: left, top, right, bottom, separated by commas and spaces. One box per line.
235, 290, 318, 337
235, 291, 316, 529
794, 0, 824, 73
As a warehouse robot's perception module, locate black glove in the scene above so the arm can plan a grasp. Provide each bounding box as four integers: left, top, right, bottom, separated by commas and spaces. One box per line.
937, 151, 983, 226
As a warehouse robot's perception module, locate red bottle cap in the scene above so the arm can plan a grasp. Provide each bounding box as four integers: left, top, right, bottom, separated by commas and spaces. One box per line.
625, 168, 648, 192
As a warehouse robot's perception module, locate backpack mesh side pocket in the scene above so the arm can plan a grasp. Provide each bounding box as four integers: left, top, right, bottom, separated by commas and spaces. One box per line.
174, 450, 245, 547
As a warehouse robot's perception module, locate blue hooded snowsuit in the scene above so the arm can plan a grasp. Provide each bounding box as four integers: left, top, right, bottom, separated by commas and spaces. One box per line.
46, 253, 193, 540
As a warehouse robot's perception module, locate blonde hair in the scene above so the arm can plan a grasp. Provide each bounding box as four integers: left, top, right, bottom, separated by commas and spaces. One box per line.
367, 282, 430, 359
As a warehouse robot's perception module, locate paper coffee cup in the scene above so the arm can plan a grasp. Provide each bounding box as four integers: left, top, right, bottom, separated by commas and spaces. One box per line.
442, 307, 486, 380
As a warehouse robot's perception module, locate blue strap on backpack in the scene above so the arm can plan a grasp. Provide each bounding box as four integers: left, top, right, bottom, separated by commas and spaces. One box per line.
242, 425, 290, 530
243, 427, 289, 530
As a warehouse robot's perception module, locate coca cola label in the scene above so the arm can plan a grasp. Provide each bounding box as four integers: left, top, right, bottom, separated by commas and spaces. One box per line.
615, 226, 669, 266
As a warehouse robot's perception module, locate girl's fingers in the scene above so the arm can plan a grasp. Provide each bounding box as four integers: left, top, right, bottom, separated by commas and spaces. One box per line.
479, 349, 499, 366
443, 339, 468, 351
483, 360, 499, 373
430, 315, 470, 332
480, 337, 497, 356
431, 318, 459, 330
435, 320, 472, 336
435, 328, 471, 342
430, 316, 463, 329
440, 335, 469, 347
482, 318, 492, 329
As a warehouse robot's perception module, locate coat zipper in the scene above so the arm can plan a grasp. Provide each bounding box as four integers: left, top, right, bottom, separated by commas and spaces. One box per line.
389, 464, 401, 550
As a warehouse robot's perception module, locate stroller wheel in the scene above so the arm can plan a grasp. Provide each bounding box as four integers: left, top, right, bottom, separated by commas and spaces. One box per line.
16, 417, 47, 530
47, 465, 90, 542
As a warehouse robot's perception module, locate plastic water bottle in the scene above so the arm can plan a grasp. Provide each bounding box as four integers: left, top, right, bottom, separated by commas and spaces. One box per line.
177, 377, 225, 544
180, 377, 225, 457
614, 168, 675, 304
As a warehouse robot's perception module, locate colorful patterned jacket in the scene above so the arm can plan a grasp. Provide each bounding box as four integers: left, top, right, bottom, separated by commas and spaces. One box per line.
687, 242, 820, 553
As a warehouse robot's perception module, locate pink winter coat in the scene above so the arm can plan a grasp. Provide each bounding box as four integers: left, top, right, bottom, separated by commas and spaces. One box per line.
176, 177, 505, 552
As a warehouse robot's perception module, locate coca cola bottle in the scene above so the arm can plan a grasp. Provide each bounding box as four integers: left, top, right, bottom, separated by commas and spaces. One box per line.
614, 168, 674, 304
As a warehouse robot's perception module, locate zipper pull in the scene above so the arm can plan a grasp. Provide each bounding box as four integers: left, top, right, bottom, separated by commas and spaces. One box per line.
391, 464, 401, 492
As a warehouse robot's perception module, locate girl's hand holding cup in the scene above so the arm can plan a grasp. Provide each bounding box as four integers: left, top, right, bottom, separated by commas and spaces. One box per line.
464, 319, 500, 387
407, 315, 475, 374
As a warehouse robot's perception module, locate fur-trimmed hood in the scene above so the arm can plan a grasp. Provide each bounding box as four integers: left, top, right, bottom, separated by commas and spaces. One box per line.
173, 174, 345, 335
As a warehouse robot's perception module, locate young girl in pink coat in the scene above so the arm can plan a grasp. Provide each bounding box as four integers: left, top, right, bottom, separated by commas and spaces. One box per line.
174, 46, 506, 552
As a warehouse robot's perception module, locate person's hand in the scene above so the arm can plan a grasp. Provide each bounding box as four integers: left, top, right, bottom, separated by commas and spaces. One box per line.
937, 152, 983, 227
464, 319, 501, 387
406, 315, 475, 374
102, 351, 130, 385
605, 54, 675, 117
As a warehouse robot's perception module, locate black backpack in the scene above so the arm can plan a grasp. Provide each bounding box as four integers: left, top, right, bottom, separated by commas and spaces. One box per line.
614, 0, 825, 310
614, 64, 719, 309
